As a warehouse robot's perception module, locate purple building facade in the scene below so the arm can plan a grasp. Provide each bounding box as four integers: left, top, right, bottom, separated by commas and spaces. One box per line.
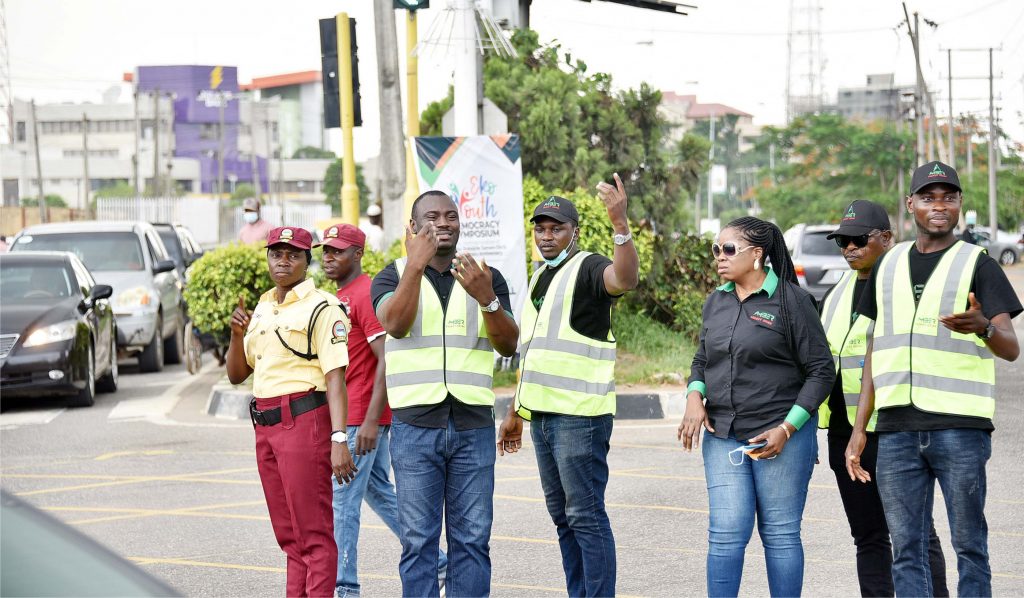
136, 65, 267, 194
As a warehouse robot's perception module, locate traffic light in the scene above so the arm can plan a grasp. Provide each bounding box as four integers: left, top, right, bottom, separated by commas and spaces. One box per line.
394, 0, 429, 9
319, 16, 362, 128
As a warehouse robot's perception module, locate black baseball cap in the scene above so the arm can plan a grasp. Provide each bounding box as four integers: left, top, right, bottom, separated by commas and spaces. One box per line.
530, 196, 579, 225
827, 200, 892, 239
910, 161, 962, 195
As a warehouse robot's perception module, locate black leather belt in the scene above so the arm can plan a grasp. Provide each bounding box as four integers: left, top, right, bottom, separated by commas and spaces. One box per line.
249, 391, 327, 427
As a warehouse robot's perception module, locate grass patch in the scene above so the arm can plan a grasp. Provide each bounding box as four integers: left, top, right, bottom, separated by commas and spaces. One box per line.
492, 309, 694, 389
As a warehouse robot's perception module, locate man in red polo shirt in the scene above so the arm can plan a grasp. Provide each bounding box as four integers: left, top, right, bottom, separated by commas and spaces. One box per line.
319, 224, 446, 597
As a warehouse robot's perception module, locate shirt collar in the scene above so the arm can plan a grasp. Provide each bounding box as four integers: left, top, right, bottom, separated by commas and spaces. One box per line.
260, 278, 317, 305
716, 267, 779, 298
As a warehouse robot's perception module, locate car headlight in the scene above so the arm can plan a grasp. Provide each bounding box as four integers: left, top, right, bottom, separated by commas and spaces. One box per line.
22, 320, 78, 347
114, 286, 155, 310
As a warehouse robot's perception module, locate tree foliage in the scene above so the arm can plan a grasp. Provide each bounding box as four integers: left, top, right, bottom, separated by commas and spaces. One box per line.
293, 146, 337, 159
183, 243, 272, 342
21, 194, 67, 208
323, 161, 372, 215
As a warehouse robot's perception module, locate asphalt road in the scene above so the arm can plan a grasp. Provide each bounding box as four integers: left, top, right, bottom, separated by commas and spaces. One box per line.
2, 267, 1023, 597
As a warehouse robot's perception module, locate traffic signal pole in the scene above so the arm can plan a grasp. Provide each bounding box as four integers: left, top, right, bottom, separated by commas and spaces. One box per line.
337, 12, 360, 226
403, 9, 419, 224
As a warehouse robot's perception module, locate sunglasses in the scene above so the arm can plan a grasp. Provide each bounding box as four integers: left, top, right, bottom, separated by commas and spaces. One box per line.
711, 242, 754, 258
834, 230, 881, 249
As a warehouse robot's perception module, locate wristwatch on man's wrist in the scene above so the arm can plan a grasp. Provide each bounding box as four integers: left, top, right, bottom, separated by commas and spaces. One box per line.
978, 320, 996, 340
331, 431, 348, 444
480, 297, 501, 313
613, 230, 633, 246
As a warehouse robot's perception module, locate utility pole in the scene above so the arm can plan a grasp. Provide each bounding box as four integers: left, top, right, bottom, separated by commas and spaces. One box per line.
453, 0, 479, 135
217, 93, 226, 198
966, 114, 974, 178
133, 87, 141, 194
375, 0, 406, 242
988, 47, 996, 236
81, 114, 89, 209
706, 113, 715, 224
265, 116, 274, 204
896, 111, 906, 240
904, 6, 925, 165
30, 99, 45, 222
403, 7, 420, 226
947, 49, 954, 169
153, 90, 162, 197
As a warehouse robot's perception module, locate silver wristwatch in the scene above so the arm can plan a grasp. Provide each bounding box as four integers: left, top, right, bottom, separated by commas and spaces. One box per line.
480, 297, 501, 313
613, 230, 632, 246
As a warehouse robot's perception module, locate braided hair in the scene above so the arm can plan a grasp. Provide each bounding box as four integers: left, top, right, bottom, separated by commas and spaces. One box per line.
726, 216, 800, 359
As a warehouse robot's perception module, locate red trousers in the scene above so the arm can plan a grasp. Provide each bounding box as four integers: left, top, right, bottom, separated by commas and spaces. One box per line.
254, 393, 337, 597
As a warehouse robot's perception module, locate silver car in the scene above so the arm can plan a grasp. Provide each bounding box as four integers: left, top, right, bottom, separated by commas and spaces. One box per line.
783, 223, 850, 301
11, 221, 185, 372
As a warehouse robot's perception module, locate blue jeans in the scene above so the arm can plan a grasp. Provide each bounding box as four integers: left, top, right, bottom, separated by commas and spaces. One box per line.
702, 415, 817, 598
876, 429, 992, 597
530, 413, 616, 598
390, 416, 495, 598
332, 424, 447, 597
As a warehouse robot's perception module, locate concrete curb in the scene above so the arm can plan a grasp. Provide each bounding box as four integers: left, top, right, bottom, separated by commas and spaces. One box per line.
205, 384, 253, 420
207, 387, 688, 421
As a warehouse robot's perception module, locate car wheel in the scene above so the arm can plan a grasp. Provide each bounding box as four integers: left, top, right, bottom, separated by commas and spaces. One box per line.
97, 332, 118, 393
999, 249, 1016, 266
139, 315, 164, 373
68, 344, 96, 408
163, 316, 184, 365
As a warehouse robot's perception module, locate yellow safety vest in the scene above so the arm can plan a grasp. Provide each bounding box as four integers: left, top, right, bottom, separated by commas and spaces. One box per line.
515, 252, 616, 420
872, 241, 994, 419
818, 270, 875, 431
383, 258, 495, 409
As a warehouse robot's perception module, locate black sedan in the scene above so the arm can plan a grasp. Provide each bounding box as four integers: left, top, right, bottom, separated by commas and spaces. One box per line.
0, 252, 118, 407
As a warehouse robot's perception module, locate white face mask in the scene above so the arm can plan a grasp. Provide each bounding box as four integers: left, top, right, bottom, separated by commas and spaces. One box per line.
543, 234, 577, 268
243, 212, 259, 224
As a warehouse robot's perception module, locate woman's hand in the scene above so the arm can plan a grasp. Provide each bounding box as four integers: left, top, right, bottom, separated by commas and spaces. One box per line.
677, 391, 714, 451
845, 429, 871, 483
746, 423, 793, 460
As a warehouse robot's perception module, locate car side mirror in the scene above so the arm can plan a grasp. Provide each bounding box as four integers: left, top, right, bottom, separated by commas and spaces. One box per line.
153, 259, 176, 274
185, 251, 204, 266
90, 284, 113, 301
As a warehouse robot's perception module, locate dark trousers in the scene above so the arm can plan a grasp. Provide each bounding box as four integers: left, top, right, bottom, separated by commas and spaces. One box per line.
255, 395, 337, 598
828, 431, 948, 597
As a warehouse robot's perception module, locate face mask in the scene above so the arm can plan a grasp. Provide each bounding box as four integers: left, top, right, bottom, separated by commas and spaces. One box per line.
243, 212, 259, 224
543, 235, 577, 268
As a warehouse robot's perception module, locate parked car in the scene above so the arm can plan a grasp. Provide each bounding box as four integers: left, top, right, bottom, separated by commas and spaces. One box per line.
0, 252, 118, 406
10, 221, 185, 372
151, 222, 204, 281
783, 223, 849, 301
970, 228, 1020, 265
1, 490, 178, 596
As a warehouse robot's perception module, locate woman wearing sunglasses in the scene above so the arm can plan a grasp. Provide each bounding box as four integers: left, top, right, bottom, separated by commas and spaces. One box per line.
677, 216, 834, 597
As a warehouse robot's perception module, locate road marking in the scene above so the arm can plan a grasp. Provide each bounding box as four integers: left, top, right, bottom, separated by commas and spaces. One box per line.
0, 408, 65, 429
95, 449, 175, 461
13, 466, 256, 497
46, 499, 269, 525
109, 362, 216, 421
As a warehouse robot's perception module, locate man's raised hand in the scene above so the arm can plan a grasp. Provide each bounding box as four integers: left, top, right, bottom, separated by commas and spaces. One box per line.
596, 172, 629, 226
405, 222, 438, 269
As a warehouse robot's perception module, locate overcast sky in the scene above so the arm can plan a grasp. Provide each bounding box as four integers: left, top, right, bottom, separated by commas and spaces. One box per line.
8, 0, 1024, 162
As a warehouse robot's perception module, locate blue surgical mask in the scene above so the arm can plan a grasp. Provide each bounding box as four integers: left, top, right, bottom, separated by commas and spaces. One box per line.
243, 212, 259, 224
543, 236, 576, 268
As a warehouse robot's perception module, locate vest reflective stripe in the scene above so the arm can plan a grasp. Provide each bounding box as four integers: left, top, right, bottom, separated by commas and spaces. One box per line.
383, 258, 495, 408
872, 241, 994, 419
819, 270, 875, 431
515, 252, 616, 420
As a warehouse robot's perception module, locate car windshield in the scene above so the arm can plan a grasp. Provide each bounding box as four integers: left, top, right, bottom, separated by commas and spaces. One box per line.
13, 232, 145, 272
156, 228, 182, 263
801, 231, 842, 256
0, 263, 75, 302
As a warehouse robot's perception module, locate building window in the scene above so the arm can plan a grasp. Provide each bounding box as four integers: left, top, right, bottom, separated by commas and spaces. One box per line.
16, 121, 26, 141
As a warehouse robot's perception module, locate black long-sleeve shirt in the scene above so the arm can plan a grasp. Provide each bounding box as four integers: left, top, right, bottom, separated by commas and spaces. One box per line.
689, 270, 835, 440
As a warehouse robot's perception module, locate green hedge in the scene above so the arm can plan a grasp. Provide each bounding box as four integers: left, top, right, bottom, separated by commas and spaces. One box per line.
183, 243, 272, 341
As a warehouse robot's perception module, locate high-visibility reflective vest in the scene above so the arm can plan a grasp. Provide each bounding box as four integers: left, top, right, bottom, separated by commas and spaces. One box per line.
818, 270, 875, 431
383, 258, 495, 409
515, 251, 616, 420
872, 241, 994, 419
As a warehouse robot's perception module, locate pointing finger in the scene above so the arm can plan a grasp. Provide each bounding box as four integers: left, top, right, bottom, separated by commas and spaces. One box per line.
238, 294, 246, 312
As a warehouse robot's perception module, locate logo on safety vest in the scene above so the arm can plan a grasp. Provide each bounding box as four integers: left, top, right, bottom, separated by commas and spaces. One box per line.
331, 320, 348, 344
447, 318, 466, 328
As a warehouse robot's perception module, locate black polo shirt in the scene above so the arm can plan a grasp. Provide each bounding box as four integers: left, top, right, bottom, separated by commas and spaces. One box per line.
688, 269, 835, 440
371, 261, 513, 431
